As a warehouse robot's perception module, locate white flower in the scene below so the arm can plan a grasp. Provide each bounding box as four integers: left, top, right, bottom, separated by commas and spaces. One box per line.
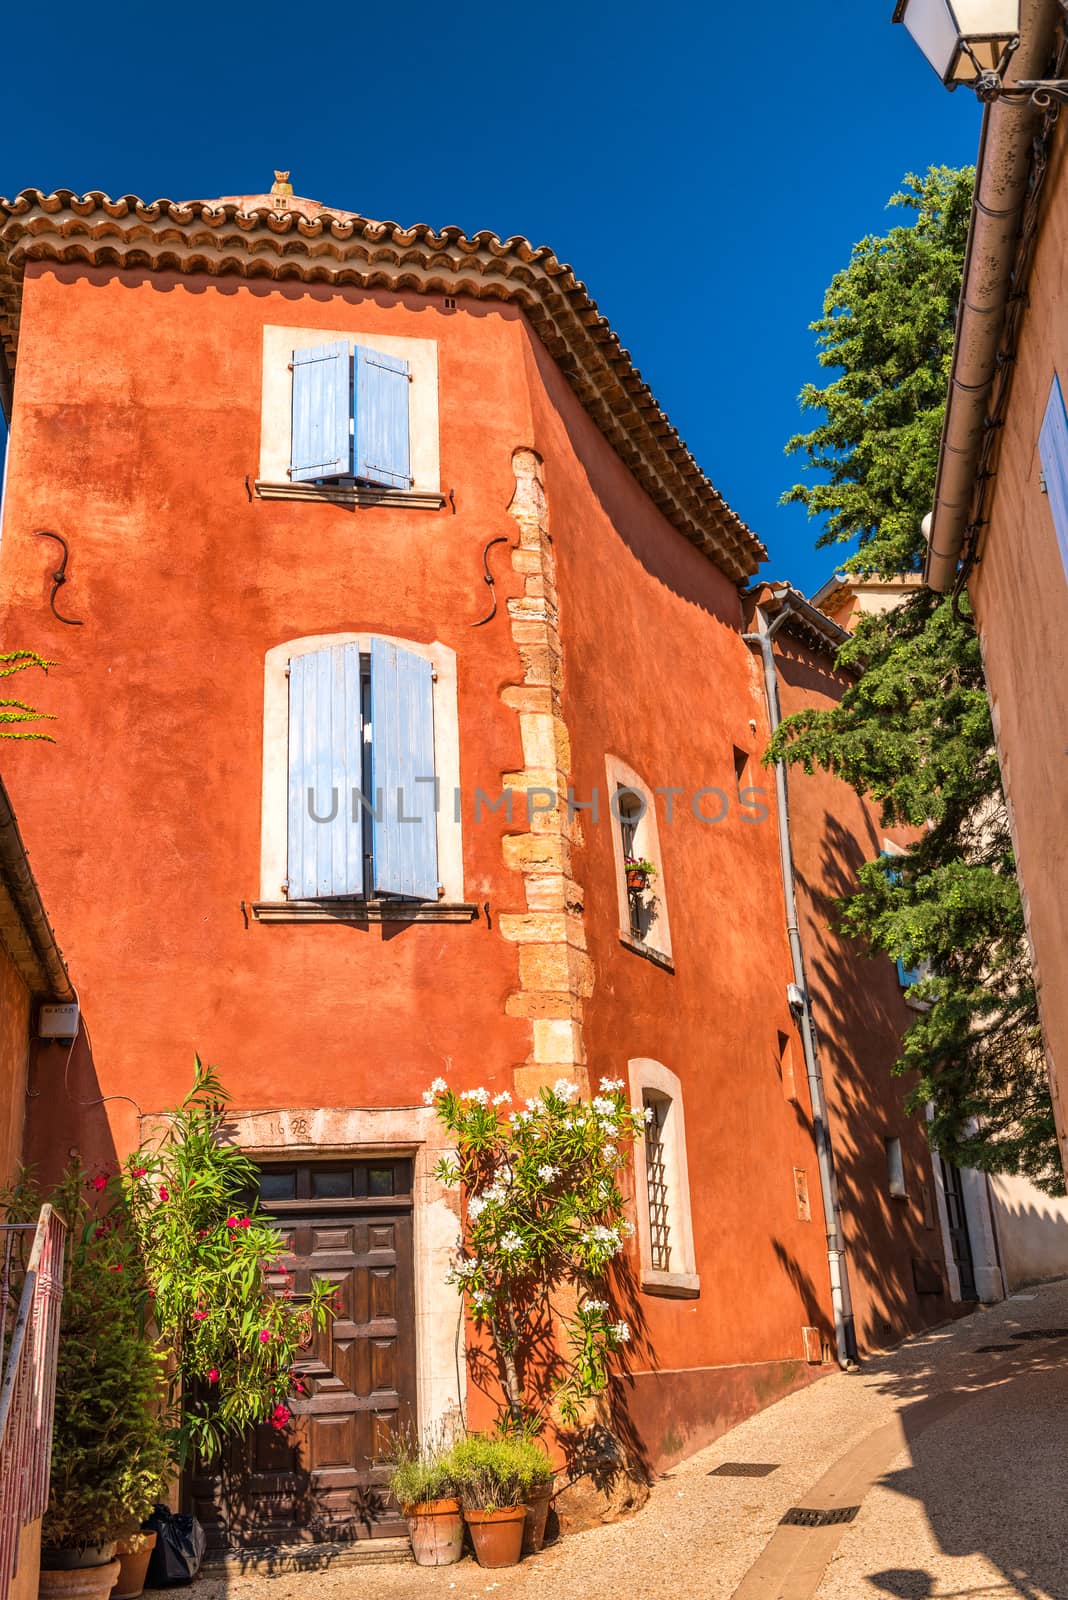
620, 1220, 636, 1238
592, 1095, 617, 1118
422, 1089, 436, 1106
492, 1090, 513, 1107
611, 1320, 631, 1343
599, 1077, 624, 1092
499, 1231, 523, 1253
484, 1184, 507, 1205
537, 1164, 558, 1183
582, 1225, 621, 1253
553, 1079, 579, 1102
431, 1076, 447, 1093
467, 1196, 488, 1220
461, 1087, 490, 1105
603, 1143, 618, 1161
525, 1097, 539, 1112
642, 1105, 655, 1123
582, 1298, 609, 1313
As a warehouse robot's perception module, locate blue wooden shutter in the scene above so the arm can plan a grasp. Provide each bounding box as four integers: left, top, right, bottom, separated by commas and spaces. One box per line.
290, 343, 351, 482
354, 346, 411, 489
287, 645, 363, 898
896, 957, 923, 989
1039, 373, 1068, 577
369, 638, 439, 899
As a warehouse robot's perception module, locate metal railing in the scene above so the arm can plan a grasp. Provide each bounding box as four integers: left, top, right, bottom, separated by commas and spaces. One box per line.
0, 1208, 66, 1600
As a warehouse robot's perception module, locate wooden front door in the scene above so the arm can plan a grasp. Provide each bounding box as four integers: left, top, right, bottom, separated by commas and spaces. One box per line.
190, 1159, 417, 1550
940, 1157, 978, 1301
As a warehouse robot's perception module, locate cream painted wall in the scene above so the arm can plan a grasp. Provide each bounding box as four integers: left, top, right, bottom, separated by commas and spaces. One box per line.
990, 1174, 1068, 1291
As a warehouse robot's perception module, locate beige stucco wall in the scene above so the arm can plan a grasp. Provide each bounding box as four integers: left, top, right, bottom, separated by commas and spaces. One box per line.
990, 1174, 1068, 1291
970, 120, 1068, 1177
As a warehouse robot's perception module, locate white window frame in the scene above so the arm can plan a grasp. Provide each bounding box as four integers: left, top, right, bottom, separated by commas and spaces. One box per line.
258, 325, 441, 499
259, 633, 463, 904
606, 755, 672, 965
627, 1058, 699, 1298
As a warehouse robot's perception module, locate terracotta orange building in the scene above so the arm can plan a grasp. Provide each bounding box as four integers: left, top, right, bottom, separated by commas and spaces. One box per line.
0, 179, 955, 1549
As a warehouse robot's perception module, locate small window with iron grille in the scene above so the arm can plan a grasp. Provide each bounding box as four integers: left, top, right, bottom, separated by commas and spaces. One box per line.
627, 1059, 699, 1298
644, 1093, 672, 1271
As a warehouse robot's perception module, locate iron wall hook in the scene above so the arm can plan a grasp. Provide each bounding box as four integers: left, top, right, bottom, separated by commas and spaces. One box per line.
36, 531, 83, 626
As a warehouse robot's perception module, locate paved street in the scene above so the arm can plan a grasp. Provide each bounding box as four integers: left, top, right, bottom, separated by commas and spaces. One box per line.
198, 1279, 1068, 1600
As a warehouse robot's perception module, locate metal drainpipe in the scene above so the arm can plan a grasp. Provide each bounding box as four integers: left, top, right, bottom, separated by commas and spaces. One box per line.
743, 610, 858, 1368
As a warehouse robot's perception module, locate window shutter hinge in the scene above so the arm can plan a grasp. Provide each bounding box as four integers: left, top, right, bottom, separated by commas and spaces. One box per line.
431, 666, 438, 682
1040, 470, 1049, 495
281, 881, 289, 899
437, 882, 445, 898
287, 362, 294, 372
284, 666, 291, 678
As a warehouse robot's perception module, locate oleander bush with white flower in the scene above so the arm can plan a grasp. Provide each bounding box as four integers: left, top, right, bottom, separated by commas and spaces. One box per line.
425, 1075, 649, 1430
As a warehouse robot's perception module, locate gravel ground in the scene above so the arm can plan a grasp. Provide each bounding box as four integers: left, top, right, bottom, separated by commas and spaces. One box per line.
194, 1280, 1068, 1600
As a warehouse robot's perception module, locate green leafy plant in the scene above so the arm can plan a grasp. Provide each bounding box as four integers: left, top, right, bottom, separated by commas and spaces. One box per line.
448, 1435, 530, 1511
119, 1057, 335, 1464
386, 1422, 460, 1510
426, 1077, 646, 1430
623, 857, 656, 883
0, 1166, 169, 1552
0, 649, 56, 741
774, 165, 1059, 1191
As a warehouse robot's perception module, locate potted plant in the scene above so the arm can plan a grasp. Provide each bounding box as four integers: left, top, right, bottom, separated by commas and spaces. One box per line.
450, 1436, 529, 1568
386, 1427, 463, 1567
512, 1438, 554, 1556
111, 1530, 158, 1600
0, 1169, 169, 1600
624, 856, 656, 894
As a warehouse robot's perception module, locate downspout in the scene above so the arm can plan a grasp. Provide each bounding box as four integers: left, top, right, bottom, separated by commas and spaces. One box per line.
743, 610, 858, 1368
925, 0, 1060, 591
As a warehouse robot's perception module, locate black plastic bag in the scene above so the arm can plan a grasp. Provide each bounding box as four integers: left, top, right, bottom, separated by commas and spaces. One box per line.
143, 1504, 207, 1587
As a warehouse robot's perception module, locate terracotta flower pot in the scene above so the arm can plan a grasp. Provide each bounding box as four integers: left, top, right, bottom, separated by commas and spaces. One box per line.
522, 1483, 553, 1555
39, 1558, 120, 1600
463, 1505, 527, 1568
113, 1533, 157, 1599
403, 1497, 464, 1567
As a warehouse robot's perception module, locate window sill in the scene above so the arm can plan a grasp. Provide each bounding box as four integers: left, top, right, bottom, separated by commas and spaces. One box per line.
255, 480, 447, 511
619, 931, 674, 972
252, 899, 477, 924
640, 1269, 700, 1299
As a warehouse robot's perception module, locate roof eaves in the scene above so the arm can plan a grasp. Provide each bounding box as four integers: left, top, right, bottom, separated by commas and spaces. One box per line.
0, 189, 767, 582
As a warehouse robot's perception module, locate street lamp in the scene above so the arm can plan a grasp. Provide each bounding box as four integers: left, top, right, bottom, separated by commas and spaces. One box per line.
893, 0, 1068, 104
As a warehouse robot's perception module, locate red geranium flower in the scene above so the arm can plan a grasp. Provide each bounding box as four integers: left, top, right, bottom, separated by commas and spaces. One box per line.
91, 1174, 107, 1193
207, 1368, 219, 1383
131, 1167, 147, 1179
193, 1310, 207, 1322
239, 1217, 251, 1229
226, 1217, 238, 1229
270, 1404, 290, 1431
159, 1186, 169, 1202
259, 1330, 272, 1344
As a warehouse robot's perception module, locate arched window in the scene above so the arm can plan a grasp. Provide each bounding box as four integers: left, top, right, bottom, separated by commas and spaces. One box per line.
627, 1059, 699, 1298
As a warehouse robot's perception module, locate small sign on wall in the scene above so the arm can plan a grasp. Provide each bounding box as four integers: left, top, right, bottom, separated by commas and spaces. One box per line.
38, 1001, 80, 1040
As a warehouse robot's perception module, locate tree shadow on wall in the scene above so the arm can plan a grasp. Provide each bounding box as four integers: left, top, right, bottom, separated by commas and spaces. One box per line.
790, 807, 958, 1353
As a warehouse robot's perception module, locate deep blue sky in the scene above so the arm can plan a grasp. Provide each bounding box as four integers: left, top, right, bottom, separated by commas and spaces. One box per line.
2, 2, 981, 594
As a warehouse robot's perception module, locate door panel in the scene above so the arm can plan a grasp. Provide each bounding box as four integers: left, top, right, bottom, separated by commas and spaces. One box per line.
189, 1160, 416, 1550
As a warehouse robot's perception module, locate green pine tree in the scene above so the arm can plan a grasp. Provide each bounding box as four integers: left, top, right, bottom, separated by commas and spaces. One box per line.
773, 167, 1061, 1194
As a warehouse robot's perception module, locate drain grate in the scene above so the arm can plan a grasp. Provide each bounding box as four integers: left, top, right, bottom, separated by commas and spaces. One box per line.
709, 1462, 779, 1478
781, 1505, 860, 1528
1012, 1327, 1068, 1341
975, 1343, 1020, 1353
